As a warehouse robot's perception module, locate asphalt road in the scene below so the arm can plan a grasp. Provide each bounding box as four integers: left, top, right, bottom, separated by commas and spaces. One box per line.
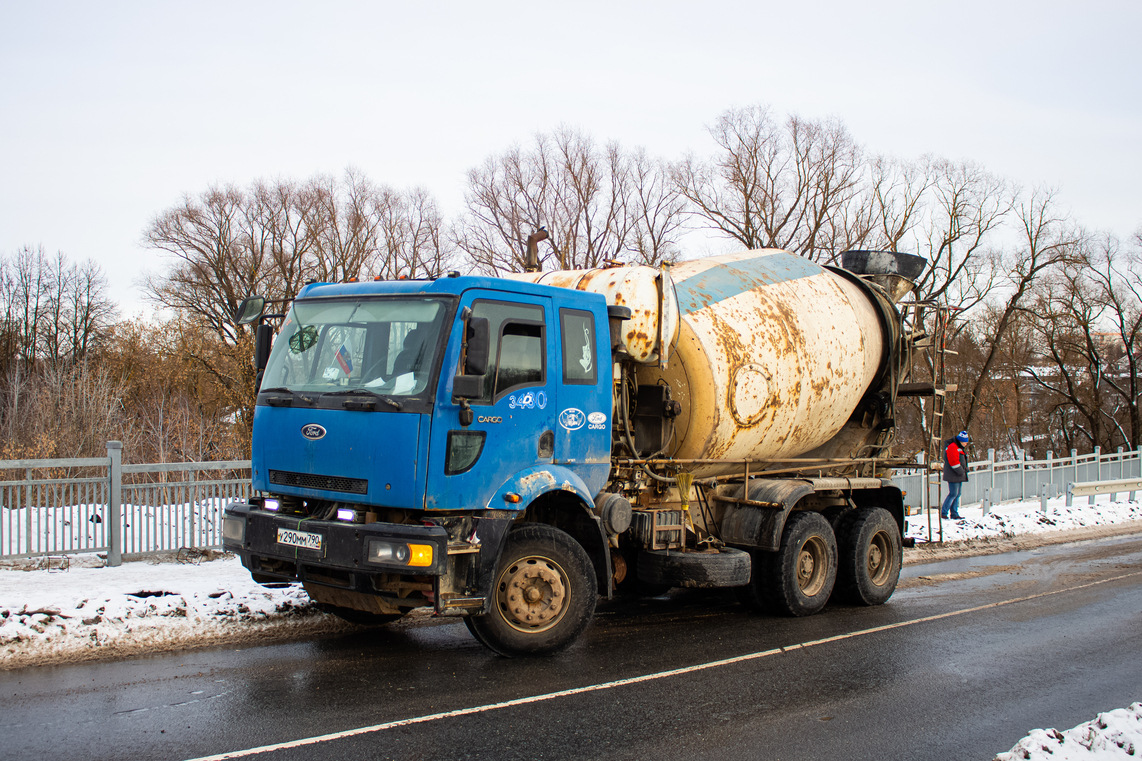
2, 534, 1140, 761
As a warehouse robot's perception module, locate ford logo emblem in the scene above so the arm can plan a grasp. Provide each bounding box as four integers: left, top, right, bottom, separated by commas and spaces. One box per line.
301, 424, 326, 441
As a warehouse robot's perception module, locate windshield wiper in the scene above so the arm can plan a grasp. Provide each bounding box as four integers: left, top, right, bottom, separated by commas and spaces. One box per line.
322, 388, 403, 410
258, 387, 296, 407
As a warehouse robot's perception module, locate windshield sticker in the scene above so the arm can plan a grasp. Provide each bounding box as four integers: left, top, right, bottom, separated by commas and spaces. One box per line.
559, 408, 585, 431
288, 325, 318, 353
335, 344, 354, 375
509, 390, 548, 410
587, 412, 607, 430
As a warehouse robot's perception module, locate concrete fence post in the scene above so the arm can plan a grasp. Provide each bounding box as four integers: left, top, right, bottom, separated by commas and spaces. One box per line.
107, 441, 123, 567
1020, 450, 1027, 501
988, 448, 996, 505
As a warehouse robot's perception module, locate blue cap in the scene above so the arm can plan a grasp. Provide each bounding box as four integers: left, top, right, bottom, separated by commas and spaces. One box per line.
956, 431, 970, 444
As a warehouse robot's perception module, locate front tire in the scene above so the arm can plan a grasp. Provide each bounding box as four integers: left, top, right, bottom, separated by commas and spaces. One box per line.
836, 507, 902, 606
466, 524, 597, 656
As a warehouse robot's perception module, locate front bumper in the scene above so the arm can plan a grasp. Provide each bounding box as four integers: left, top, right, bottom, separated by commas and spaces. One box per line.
222, 502, 450, 584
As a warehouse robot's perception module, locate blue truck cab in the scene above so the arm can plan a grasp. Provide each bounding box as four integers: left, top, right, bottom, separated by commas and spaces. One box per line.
223, 273, 619, 654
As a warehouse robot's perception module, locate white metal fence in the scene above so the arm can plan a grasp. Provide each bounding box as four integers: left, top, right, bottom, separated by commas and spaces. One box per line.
3, 442, 1140, 563
0, 441, 250, 565
892, 445, 1142, 514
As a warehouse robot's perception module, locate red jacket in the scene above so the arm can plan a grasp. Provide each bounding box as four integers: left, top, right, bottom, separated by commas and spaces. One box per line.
943, 440, 968, 483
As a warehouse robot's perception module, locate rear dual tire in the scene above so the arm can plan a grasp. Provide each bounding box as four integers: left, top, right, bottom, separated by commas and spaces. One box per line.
836, 506, 902, 606
741, 511, 838, 617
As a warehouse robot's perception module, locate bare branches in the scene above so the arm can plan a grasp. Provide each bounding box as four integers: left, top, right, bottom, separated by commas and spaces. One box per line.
454, 128, 683, 273
676, 106, 867, 263
143, 171, 453, 343
0, 245, 116, 370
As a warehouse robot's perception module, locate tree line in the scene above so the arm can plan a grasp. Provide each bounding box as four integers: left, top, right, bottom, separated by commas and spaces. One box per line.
3, 104, 1139, 465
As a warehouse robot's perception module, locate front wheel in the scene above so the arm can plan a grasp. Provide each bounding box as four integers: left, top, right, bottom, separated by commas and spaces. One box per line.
466, 524, 597, 656
836, 507, 902, 606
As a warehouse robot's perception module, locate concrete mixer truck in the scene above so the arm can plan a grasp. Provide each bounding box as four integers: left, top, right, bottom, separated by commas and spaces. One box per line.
222, 246, 928, 655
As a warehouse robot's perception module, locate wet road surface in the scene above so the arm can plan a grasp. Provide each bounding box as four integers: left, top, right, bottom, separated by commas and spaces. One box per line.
2, 534, 1140, 761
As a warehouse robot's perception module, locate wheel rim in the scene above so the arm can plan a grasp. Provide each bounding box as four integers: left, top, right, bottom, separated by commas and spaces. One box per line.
496, 556, 569, 633
866, 530, 892, 586
797, 536, 829, 597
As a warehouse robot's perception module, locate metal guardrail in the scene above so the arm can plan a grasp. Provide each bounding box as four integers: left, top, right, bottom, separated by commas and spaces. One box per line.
0, 441, 251, 565
1066, 478, 1142, 506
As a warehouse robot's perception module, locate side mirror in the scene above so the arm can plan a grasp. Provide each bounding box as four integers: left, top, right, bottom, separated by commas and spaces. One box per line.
465, 316, 490, 376
236, 296, 266, 326
255, 323, 274, 371
452, 374, 483, 400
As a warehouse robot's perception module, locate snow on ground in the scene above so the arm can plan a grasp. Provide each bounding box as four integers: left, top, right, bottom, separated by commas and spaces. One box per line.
905, 494, 1142, 544
0, 551, 354, 669
995, 704, 1142, 760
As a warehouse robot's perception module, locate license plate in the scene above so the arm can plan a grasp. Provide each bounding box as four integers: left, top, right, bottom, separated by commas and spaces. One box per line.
277, 527, 323, 551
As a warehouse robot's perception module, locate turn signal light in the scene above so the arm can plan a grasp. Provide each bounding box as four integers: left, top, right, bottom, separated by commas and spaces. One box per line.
407, 544, 434, 567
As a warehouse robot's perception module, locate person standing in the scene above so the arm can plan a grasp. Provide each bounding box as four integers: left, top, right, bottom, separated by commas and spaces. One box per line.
942, 430, 971, 520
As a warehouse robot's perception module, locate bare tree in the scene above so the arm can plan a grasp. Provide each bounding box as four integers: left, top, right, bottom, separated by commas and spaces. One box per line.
959, 188, 1082, 431
1025, 232, 1142, 451
626, 149, 687, 265
143, 171, 452, 342
455, 128, 682, 273
674, 106, 866, 262
910, 159, 1013, 312
143, 186, 257, 343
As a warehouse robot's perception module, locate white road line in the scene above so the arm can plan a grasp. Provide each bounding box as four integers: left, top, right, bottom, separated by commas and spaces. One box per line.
185, 569, 1142, 761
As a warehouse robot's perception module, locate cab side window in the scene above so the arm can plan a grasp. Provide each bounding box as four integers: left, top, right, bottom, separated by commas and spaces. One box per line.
560, 309, 597, 385
469, 301, 546, 403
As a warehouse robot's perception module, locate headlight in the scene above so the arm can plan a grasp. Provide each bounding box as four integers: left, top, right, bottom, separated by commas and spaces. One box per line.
222, 515, 246, 544
366, 539, 433, 568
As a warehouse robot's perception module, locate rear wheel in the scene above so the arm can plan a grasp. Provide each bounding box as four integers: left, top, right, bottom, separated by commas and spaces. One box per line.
466, 524, 597, 656
836, 507, 902, 605
751, 511, 838, 617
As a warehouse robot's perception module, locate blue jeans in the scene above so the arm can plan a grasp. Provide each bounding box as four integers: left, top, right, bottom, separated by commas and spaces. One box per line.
942, 481, 963, 518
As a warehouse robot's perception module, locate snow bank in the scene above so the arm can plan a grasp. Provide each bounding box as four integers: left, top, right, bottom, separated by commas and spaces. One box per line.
0, 553, 351, 668
994, 704, 1142, 760
906, 496, 1142, 544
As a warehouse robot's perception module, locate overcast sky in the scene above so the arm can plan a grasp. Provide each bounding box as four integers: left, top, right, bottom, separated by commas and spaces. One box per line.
2, 1, 1139, 315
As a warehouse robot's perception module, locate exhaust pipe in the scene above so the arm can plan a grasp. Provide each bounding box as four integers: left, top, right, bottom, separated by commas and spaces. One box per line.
524, 227, 549, 273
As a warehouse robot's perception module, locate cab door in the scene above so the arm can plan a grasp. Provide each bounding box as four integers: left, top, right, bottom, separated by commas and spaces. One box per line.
425, 292, 556, 511
551, 303, 612, 495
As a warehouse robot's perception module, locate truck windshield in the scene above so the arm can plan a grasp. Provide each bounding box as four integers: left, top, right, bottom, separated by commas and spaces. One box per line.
261, 297, 449, 399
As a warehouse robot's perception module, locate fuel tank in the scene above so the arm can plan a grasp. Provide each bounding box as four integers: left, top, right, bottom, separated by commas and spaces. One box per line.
515, 249, 918, 474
